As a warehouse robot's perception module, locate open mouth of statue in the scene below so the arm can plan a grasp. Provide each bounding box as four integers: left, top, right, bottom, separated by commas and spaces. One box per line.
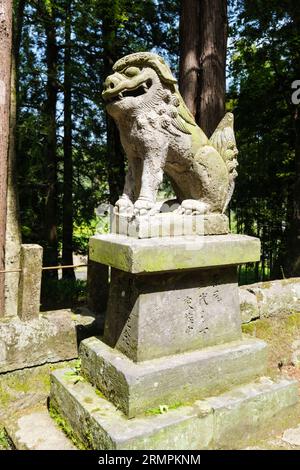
106, 79, 152, 104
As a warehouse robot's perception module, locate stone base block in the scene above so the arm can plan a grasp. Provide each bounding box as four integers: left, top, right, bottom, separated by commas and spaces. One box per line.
89, 234, 261, 274
80, 336, 268, 418
50, 368, 298, 450
0, 309, 95, 373
112, 213, 229, 238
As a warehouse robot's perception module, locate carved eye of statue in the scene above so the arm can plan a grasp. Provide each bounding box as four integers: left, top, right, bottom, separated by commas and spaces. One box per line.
124, 67, 140, 77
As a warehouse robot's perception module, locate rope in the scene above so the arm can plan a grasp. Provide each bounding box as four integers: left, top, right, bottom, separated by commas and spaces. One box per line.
0, 264, 88, 274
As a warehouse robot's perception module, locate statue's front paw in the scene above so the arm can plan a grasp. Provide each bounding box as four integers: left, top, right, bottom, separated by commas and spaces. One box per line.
114, 196, 134, 215
176, 200, 209, 215
134, 198, 155, 216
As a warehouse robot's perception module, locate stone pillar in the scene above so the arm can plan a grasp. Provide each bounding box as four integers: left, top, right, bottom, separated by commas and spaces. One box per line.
17, 244, 43, 321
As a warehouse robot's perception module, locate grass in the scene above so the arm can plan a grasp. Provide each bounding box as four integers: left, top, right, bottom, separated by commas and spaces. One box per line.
49, 405, 85, 450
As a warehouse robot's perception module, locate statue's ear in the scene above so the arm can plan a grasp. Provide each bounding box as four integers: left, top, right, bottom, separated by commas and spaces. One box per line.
176, 93, 197, 127
148, 58, 177, 86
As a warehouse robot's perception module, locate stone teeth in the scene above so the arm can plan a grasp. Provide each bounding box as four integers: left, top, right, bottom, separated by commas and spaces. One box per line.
118, 92, 123, 99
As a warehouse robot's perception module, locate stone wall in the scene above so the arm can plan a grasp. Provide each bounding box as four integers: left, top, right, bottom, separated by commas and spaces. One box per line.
240, 278, 300, 323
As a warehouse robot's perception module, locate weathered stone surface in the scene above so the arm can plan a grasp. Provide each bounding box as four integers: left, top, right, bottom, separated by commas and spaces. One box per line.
282, 425, 300, 446
204, 376, 299, 448
80, 336, 267, 418
102, 52, 238, 220
89, 234, 261, 274
5, 410, 76, 450
104, 266, 242, 361
50, 368, 298, 450
239, 288, 259, 323
240, 278, 300, 323
18, 244, 43, 321
0, 310, 79, 373
291, 339, 300, 366
51, 368, 212, 450
112, 213, 229, 238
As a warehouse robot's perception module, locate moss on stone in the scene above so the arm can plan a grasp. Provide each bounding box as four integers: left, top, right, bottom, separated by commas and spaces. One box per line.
90, 407, 102, 414
286, 312, 300, 330
83, 396, 93, 404
0, 428, 11, 450
95, 389, 105, 399
242, 319, 272, 337
0, 385, 10, 408
242, 313, 300, 375
145, 401, 185, 416
49, 404, 85, 450
0, 360, 78, 423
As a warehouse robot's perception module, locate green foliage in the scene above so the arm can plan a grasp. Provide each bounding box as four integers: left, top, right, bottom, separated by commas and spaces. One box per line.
228, 0, 300, 280
73, 217, 109, 253
41, 278, 87, 311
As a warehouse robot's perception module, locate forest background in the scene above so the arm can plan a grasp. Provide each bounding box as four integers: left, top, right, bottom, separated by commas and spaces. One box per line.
1, 0, 299, 310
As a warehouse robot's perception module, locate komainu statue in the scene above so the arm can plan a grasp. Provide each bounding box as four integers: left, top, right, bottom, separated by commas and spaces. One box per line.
102, 52, 238, 217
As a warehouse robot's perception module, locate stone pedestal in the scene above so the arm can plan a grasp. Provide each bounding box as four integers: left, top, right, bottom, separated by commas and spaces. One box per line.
104, 265, 242, 361
112, 212, 229, 238
50, 233, 299, 449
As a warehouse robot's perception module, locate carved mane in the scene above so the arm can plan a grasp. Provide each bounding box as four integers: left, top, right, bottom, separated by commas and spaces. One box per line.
114, 52, 198, 136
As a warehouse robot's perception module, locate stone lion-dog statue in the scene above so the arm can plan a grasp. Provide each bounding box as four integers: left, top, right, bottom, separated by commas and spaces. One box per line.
102, 52, 238, 217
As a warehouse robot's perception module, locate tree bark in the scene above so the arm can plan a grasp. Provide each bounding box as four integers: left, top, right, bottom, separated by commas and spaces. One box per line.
4, 53, 22, 317
4, 0, 25, 317
15, 0, 25, 115
43, 4, 59, 278
179, 0, 228, 138
0, 0, 13, 316
179, 0, 200, 118
198, 0, 227, 137
62, 0, 75, 280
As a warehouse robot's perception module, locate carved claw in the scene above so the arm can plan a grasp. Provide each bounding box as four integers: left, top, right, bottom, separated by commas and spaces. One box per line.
133, 198, 155, 216
178, 199, 209, 215
114, 196, 134, 216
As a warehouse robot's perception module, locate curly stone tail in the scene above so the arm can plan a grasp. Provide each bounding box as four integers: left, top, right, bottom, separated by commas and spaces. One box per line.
209, 112, 239, 213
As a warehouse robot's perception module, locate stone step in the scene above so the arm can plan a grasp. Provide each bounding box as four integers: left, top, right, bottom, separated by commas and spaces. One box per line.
4, 409, 77, 450
80, 335, 268, 417
50, 368, 298, 450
